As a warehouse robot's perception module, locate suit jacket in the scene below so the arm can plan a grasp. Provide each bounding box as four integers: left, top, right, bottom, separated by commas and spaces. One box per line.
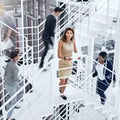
93, 60, 115, 82
42, 14, 56, 46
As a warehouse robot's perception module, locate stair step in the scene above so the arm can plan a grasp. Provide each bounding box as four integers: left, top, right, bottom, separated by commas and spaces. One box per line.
13, 90, 53, 120
85, 96, 95, 106
103, 106, 118, 118
85, 95, 104, 113
71, 105, 106, 120
85, 95, 119, 120
93, 101, 103, 111
53, 86, 85, 106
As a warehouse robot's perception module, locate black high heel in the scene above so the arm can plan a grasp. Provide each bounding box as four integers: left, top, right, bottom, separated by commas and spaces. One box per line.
60, 95, 67, 100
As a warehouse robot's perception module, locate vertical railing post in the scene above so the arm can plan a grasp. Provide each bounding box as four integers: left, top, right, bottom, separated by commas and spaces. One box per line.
114, 0, 120, 87
50, 59, 54, 114
87, 2, 94, 74
67, 0, 71, 27
37, 26, 40, 63
113, 1, 120, 118
104, 0, 110, 50
0, 25, 7, 119
21, 0, 27, 119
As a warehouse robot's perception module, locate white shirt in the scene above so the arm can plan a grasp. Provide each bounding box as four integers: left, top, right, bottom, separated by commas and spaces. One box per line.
96, 64, 105, 80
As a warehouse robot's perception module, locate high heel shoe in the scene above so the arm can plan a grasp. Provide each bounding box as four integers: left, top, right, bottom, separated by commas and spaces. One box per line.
60, 95, 67, 100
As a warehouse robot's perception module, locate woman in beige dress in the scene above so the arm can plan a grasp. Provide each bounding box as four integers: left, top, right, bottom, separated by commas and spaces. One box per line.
58, 27, 78, 100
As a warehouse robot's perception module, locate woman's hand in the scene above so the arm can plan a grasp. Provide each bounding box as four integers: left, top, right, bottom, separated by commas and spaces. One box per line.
77, 57, 81, 60
4, 38, 8, 43
65, 57, 72, 61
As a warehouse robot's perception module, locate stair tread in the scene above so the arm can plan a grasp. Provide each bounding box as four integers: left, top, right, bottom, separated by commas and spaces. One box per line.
53, 88, 85, 105
85, 95, 118, 118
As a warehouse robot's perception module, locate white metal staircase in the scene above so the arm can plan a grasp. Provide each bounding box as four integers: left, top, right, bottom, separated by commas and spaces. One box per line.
76, 0, 118, 55
0, 0, 120, 120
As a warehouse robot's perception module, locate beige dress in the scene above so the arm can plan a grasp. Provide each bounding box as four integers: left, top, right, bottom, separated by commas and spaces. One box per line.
59, 40, 74, 79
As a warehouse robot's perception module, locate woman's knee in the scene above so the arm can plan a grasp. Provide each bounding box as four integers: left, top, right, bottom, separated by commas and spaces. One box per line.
60, 79, 66, 85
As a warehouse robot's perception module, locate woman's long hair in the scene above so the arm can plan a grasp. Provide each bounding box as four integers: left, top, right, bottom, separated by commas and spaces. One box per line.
60, 27, 75, 42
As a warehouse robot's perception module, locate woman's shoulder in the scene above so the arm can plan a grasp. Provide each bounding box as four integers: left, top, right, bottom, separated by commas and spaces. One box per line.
71, 39, 75, 44
7, 61, 15, 67
59, 39, 64, 44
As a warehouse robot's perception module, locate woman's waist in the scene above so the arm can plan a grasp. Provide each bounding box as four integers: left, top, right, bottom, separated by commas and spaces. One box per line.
59, 59, 72, 67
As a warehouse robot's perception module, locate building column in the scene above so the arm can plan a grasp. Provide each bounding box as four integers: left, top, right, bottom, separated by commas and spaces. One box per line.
114, 1, 120, 79
87, 4, 94, 74
45, 0, 50, 17
38, 0, 43, 23
113, 0, 120, 116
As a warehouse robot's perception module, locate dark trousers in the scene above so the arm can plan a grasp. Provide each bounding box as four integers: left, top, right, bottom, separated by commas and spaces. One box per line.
39, 41, 49, 68
96, 79, 111, 103
0, 77, 3, 116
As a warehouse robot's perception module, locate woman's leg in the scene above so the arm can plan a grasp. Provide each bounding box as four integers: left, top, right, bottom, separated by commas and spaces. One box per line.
64, 78, 68, 92
59, 79, 66, 94
59, 78, 68, 94
59, 79, 68, 100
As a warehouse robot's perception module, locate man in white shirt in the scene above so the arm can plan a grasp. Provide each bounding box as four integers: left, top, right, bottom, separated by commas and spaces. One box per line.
93, 51, 115, 105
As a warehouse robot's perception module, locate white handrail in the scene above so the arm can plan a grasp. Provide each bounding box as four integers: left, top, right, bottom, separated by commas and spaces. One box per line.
15, 0, 94, 65
1, 0, 119, 119
47, 74, 92, 120
13, 89, 51, 119
0, 20, 27, 41
56, 0, 94, 36
84, 72, 119, 110
82, 54, 119, 79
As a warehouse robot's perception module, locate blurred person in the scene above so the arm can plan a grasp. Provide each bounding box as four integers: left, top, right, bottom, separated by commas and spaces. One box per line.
39, 7, 62, 69
4, 50, 22, 120
0, 3, 16, 57
58, 27, 79, 100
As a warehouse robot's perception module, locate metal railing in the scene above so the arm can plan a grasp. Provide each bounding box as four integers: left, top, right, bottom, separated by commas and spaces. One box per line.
82, 55, 120, 120
0, 18, 34, 120
0, 0, 120, 120
0, 52, 120, 120
42, 54, 120, 120
17, 0, 95, 63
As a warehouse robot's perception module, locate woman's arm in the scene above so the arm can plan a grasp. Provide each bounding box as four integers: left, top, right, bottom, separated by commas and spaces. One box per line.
74, 40, 81, 60
74, 40, 78, 53
58, 40, 64, 59
4, 28, 12, 42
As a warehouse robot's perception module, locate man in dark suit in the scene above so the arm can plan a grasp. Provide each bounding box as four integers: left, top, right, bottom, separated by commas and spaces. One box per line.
39, 7, 62, 69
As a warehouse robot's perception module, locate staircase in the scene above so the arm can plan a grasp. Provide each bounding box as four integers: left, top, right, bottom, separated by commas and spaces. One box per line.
75, 0, 119, 59
0, 0, 120, 120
